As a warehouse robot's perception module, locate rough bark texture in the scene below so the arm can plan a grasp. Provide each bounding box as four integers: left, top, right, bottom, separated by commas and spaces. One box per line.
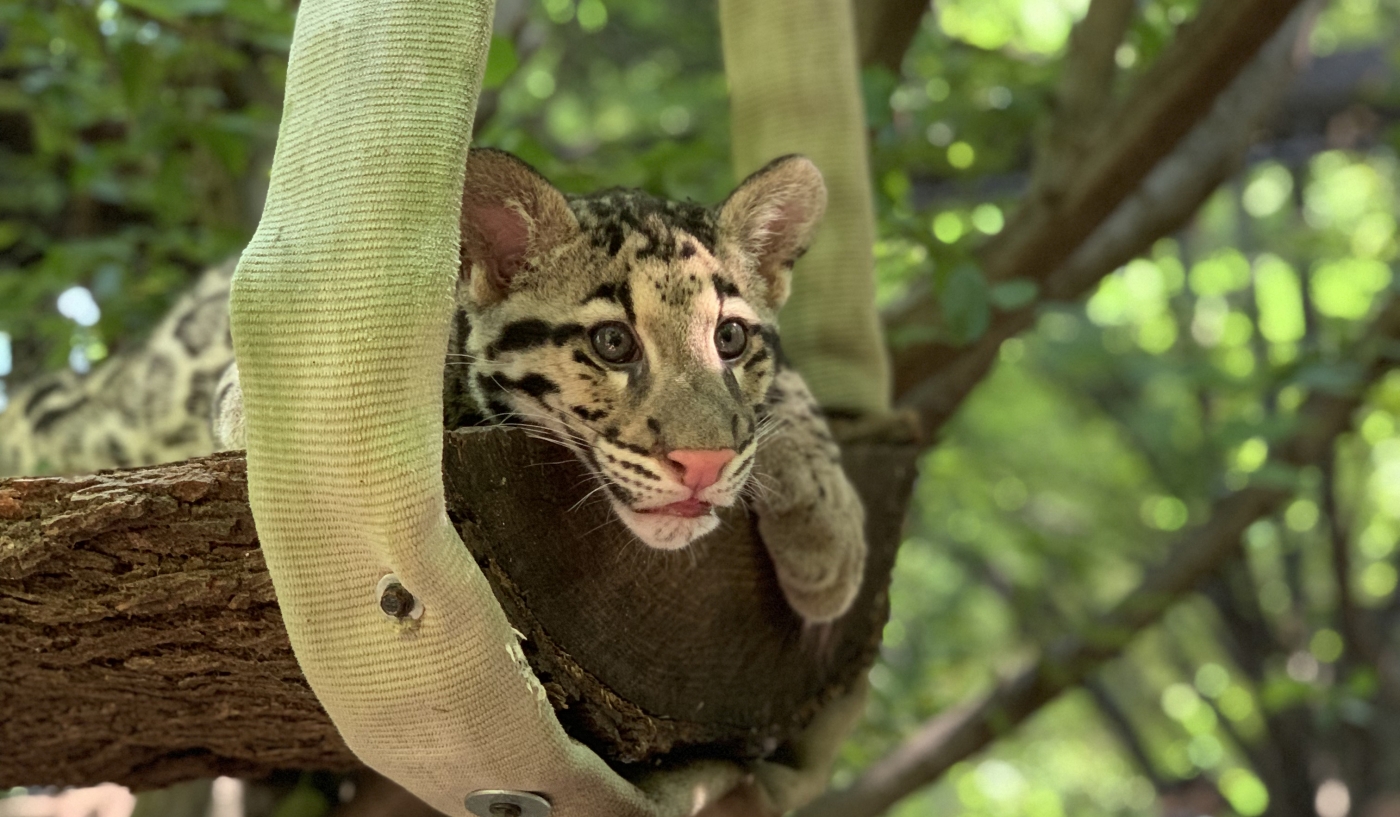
0, 427, 918, 791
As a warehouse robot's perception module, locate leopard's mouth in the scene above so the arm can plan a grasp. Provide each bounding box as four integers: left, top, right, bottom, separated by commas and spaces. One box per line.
639, 498, 714, 518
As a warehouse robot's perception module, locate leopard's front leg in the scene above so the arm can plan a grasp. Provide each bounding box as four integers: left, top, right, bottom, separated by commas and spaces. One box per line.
211, 362, 245, 450
752, 367, 867, 623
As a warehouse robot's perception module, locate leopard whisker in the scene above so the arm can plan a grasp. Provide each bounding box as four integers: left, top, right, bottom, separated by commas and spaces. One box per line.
527, 458, 580, 468
569, 480, 614, 513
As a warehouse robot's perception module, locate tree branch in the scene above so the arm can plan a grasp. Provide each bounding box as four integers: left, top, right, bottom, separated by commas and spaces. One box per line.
794, 298, 1400, 817
891, 2, 1314, 434
0, 430, 918, 790
983, 0, 1305, 283
854, 0, 931, 72
1084, 676, 1167, 788
1322, 449, 1370, 662
1032, 0, 1136, 200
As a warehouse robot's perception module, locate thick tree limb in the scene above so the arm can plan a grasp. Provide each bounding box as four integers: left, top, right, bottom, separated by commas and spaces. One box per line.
0, 429, 918, 791
891, 3, 1314, 433
1084, 677, 1166, 789
982, 0, 1304, 283
1032, 0, 1135, 201
795, 300, 1400, 817
854, 0, 930, 72
912, 46, 1395, 210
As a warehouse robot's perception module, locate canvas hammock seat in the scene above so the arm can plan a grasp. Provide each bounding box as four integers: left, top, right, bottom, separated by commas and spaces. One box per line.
229, 0, 908, 814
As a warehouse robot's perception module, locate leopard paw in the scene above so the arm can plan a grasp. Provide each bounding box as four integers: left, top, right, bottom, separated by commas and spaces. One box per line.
754, 438, 867, 623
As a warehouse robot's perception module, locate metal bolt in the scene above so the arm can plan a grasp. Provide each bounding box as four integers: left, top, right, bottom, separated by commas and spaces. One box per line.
465, 790, 550, 817
378, 582, 415, 618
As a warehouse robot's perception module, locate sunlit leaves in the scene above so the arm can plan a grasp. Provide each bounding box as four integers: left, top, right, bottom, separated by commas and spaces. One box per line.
1352, 212, 1396, 258
1361, 561, 1399, 598
936, 0, 1088, 54
1188, 249, 1250, 297
932, 211, 965, 243
947, 141, 976, 169
1253, 255, 1304, 343
971, 203, 1005, 234
0, 0, 284, 375
1233, 437, 1269, 473
1311, 258, 1392, 319
576, 0, 608, 32
1312, 0, 1393, 54
1242, 163, 1294, 218
1194, 663, 1230, 697
1310, 629, 1345, 663
477, 2, 730, 203
1086, 256, 1185, 353
1217, 685, 1256, 722
1305, 152, 1396, 233
1141, 495, 1188, 531
1219, 769, 1270, 816
116, 0, 225, 23
1088, 260, 1172, 326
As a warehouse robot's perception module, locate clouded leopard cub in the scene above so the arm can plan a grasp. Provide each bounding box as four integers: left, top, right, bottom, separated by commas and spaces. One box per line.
224, 150, 868, 622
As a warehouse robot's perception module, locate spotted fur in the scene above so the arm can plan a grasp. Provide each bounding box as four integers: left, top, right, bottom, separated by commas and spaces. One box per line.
0, 260, 235, 477
3, 150, 867, 621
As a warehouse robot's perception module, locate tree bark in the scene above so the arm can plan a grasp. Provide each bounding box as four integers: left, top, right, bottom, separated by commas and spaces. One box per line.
0, 427, 918, 791
854, 0, 929, 72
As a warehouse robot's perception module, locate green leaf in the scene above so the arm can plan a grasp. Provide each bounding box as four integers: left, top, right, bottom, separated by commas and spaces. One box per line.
940, 263, 990, 345
118, 0, 226, 22
0, 222, 22, 252
270, 779, 330, 817
1293, 361, 1364, 395
989, 278, 1038, 310
482, 35, 519, 90
860, 66, 898, 131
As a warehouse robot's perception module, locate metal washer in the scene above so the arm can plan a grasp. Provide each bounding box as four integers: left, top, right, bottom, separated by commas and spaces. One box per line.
464, 789, 551, 817
374, 572, 423, 620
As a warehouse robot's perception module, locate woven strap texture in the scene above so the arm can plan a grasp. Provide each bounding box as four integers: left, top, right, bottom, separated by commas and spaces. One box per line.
721, 0, 893, 416
228, 1, 737, 814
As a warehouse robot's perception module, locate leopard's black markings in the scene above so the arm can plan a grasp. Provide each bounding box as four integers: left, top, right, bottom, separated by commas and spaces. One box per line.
497, 373, 560, 400
487, 319, 585, 359
712, 275, 741, 299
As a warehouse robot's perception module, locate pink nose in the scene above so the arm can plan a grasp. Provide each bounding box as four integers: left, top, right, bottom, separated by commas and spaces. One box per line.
667, 449, 736, 491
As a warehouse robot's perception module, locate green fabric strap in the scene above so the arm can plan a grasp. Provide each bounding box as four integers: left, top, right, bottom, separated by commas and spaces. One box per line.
720, 0, 892, 416
229, 2, 735, 814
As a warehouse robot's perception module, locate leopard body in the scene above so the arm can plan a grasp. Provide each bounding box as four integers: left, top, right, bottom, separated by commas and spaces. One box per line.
2, 150, 866, 621
0, 261, 234, 477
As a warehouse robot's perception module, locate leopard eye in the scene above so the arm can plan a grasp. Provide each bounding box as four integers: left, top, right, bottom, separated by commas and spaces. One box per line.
590, 321, 640, 365
715, 319, 748, 361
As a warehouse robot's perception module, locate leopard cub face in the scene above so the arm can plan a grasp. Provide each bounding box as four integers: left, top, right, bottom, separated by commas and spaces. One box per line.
456, 149, 826, 550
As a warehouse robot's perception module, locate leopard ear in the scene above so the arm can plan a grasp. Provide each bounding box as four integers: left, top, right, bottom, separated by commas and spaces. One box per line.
716, 155, 827, 309
460, 148, 577, 305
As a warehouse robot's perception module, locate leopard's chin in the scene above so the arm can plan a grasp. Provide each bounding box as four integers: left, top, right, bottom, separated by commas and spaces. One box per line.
612, 500, 721, 550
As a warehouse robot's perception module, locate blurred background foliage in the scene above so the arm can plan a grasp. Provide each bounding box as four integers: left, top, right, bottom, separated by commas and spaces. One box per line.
6, 0, 1400, 815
